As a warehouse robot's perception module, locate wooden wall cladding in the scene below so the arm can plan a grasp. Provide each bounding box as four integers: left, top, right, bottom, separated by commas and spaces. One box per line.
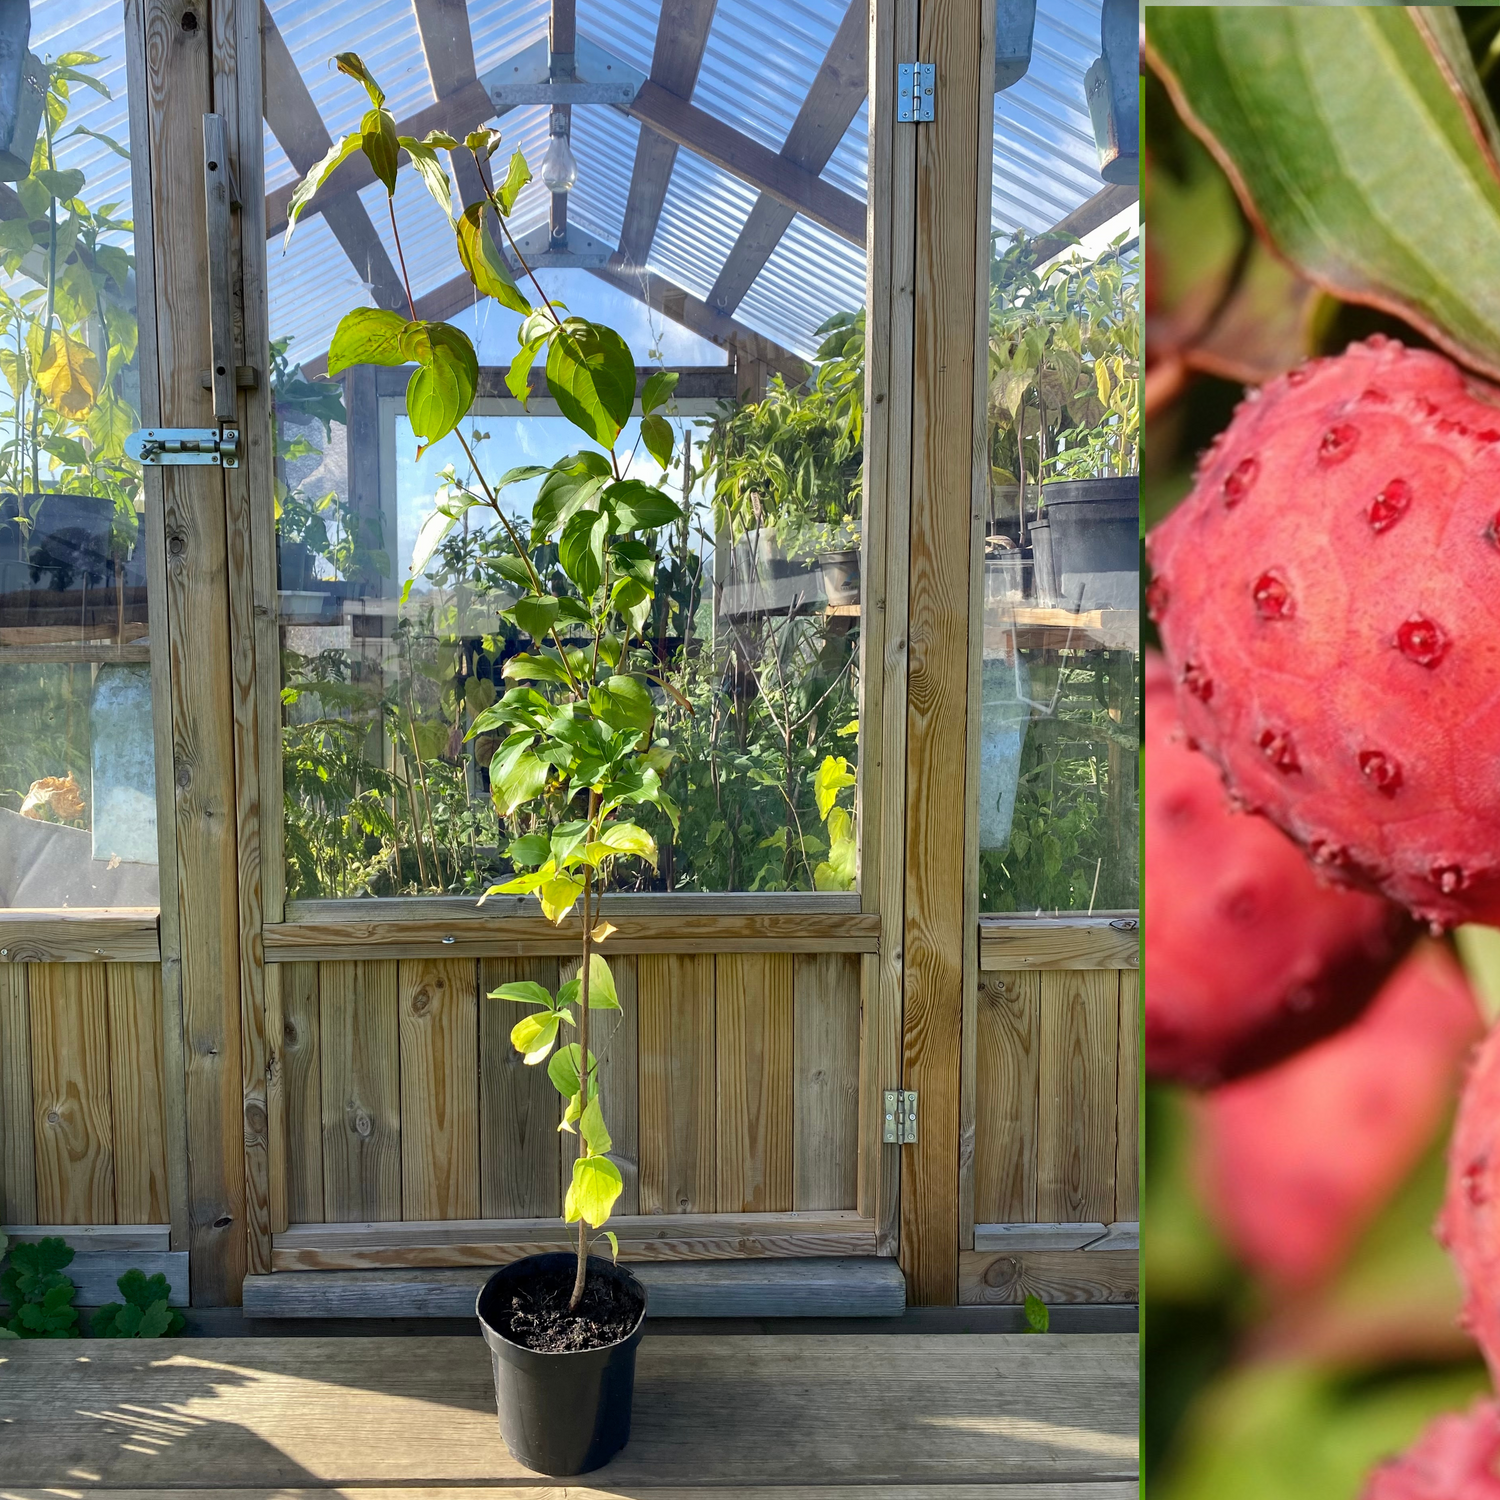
973, 968, 1138, 1228
275, 952, 862, 1228
0, 963, 170, 1226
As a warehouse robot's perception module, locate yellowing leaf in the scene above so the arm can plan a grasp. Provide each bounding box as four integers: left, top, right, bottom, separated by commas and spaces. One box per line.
590, 920, 618, 944
538, 873, 584, 924
585, 951, 619, 1010
510, 1011, 559, 1064
579, 1095, 612, 1154
564, 1153, 623, 1227
35, 332, 99, 417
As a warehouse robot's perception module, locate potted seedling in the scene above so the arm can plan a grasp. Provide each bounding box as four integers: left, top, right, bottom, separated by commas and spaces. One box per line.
287, 54, 685, 1475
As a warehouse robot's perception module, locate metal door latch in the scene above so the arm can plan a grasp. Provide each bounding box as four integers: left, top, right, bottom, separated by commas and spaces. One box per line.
897, 63, 935, 122
125, 427, 240, 467
883, 1089, 918, 1144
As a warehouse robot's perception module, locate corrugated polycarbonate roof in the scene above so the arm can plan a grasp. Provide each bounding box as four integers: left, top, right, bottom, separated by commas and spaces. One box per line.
27, 0, 1110, 361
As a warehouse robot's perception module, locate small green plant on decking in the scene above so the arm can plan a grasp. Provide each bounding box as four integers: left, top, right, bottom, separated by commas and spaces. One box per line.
0, 1231, 80, 1338
287, 53, 684, 1309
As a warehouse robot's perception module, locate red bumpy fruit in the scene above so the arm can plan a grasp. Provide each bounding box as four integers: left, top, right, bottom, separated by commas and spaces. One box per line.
1145, 649, 1416, 1085
1195, 942, 1479, 1289
1362, 1402, 1500, 1499
1147, 337, 1500, 929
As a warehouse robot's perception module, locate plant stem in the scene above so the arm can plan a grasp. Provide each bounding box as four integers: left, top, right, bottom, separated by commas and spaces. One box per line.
570, 805, 598, 1315
389, 197, 418, 321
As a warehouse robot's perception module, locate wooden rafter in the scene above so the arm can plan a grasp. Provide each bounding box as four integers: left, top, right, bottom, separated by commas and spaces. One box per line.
614, 0, 719, 271
411, 0, 490, 216
261, 5, 408, 312
1034, 180, 1138, 251
706, 0, 867, 316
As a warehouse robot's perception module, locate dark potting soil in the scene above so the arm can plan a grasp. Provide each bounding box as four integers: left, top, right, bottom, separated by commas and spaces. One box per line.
495, 1262, 644, 1353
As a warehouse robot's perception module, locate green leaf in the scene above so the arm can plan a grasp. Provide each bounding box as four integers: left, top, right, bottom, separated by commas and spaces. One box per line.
511, 593, 560, 640
605, 479, 683, 532
603, 1230, 619, 1263
403, 322, 479, 453
492, 745, 551, 816
609, 577, 653, 634
398, 136, 454, 221
585, 950, 620, 1009
564, 1153, 623, 1227
597, 821, 658, 869
538, 873, 585, 923
1147, 6, 1500, 380
511, 1011, 560, 1064
546, 319, 636, 446
640, 368, 679, 416
505, 833, 552, 869
336, 51, 387, 108
533, 469, 606, 538
588, 675, 655, 732
579, 1095, 612, 1154
815, 755, 857, 819
115, 1301, 144, 1336
1022, 1292, 1049, 1334
547, 1041, 596, 1099
492, 979, 554, 1008
507, 335, 547, 404
327, 307, 410, 375
639, 413, 675, 470
558, 509, 609, 596
136, 1300, 172, 1338
34, 168, 85, 202
457, 202, 531, 315
283, 132, 364, 249
502, 652, 571, 685
496, 150, 532, 215
466, 126, 504, 161
360, 107, 400, 196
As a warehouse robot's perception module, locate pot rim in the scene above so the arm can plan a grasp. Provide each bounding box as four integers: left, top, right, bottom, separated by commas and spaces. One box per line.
476, 1250, 648, 1358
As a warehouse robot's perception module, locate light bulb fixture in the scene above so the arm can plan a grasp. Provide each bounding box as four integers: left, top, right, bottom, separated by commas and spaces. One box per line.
541, 110, 577, 195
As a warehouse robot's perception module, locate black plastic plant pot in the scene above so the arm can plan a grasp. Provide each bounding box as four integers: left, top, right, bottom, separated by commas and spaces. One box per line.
1039, 476, 1138, 611
476, 1252, 648, 1476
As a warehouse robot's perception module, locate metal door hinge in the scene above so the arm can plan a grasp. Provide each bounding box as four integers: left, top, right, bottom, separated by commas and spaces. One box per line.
125, 427, 240, 468
897, 63, 935, 122
883, 1089, 918, 1144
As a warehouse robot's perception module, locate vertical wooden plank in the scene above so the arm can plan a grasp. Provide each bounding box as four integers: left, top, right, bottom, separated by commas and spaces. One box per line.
1116, 970, 1139, 1222
0, 965, 36, 1223
399, 959, 479, 1221
901, 0, 988, 1304
859, 0, 920, 1260
278, 963, 323, 1223
480, 957, 561, 1220
794, 953, 861, 1211
321, 961, 401, 1223
265, 961, 288, 1233
1038, 970, 1120, 1224
638, 954, 715, 1215
975, 971, 1039, 1224
29, 965, 115, 1225
107, 965, 170, 1224
716, 954, 794, 1214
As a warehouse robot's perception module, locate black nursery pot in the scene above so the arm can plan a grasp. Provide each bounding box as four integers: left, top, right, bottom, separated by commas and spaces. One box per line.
1039, 476, 1139, 610
476, 1252, 648, 1476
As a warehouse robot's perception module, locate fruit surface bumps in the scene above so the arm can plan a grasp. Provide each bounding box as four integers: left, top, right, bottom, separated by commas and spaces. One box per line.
1145, 649, 1416, 1085
1195, 942, 1480, 1289
1361, 1402, 1500, 1499
1148, 337, 1500, 928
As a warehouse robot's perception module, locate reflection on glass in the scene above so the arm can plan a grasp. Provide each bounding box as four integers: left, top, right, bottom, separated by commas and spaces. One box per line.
0, 20, 157, 909
977, 233, 1140, 915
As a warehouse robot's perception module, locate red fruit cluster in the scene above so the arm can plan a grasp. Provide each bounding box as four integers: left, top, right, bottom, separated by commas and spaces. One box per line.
1362, 1402, 1500, 1499
1145, 649, 1415, 1085
1197, 942, 1480, 1288
1148, 337, 1500, 929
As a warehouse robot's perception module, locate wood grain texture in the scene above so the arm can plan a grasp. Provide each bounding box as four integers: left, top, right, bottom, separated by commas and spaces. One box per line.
106, 964, 169, 1224
0, 1335, 1139, 1486
793, 954, 860, 1211
65, 1250, 189, 1307
973, 1223, 1106, 1252
958, 1250, 1139, 1306
265, 962, 287, 1234
1116, 970, 1139, 1222
639, 955, 716, 1215
271, 1211, 879, 1269
715, 954, 794, 1214
901, 0, 987, 1305
975, 971, 1039, 1224
278, 964, 323, 1224
0, 964, 35, 1221
0, 912, 160, 964
3, 1223, 168, 1251
479, 958, 561, 1220
399, 960, 479, 1221
979, 919, 1140, 971
321, 962, 401, 1224
1037, 971, 1120, 1225
28, 964, 115, 1224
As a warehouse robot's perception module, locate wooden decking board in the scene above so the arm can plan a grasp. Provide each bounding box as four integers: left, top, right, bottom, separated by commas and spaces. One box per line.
0, 1334, 1137, 1487
0, 1488, 1141, 1499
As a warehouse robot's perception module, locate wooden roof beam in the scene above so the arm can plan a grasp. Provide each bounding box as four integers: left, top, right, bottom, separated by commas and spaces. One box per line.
261, 5, 409, 313
614, 0, 719, 272
706, 0, 867, 316
411, 0, 491, 215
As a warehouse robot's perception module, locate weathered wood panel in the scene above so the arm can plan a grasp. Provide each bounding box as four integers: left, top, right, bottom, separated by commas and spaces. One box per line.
398, 960, 479, 1221
0, 912, 160, 964
28, 965, 115, 1224
0, 964, 35, 1222
793, 953, 860, 1211
1037, 971, 1120, 1225
105, 965, 169, 1224
716, 953, 794, 1214
479, 957, 560, 1219
975, 970, 1039, 1224
980, 919, 1140, 971
1116, 970, 1139, 1223
958, 1249, 1139, 1306
322, 961, 401, 1223
278, 963, 323, 1224
639, 954, 716, 1215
